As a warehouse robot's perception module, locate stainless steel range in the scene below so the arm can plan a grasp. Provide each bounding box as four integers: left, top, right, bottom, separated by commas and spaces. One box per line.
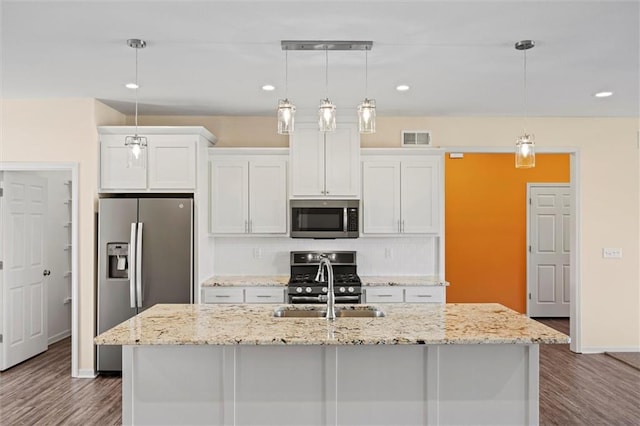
288, 251, 362, 304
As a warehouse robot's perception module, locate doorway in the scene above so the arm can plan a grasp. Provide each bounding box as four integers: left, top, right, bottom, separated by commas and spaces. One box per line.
0, 163, 79, 376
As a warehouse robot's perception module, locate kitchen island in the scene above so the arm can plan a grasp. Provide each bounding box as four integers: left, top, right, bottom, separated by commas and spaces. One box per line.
95, 303, 568, 426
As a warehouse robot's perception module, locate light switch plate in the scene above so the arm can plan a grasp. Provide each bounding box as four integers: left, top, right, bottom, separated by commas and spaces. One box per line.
602, 248, 622, 258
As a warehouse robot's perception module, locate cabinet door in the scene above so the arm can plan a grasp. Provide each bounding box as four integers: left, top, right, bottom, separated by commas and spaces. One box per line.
249, 160, 288, 234
202, 288, 244, 304
210, 160, 249, 233
364, 287, 403, 303
401, 159, 440, 233
362, 161, 401, 234
325, 125, 360, 197
290, 126, 324, 196
404, 287, 445, 303
244, 287, 286, 303
100, 137, 147, 190
148, 137, 197, 189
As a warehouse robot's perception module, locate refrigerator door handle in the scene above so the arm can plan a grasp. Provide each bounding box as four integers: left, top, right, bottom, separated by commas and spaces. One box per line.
136, 222, 144, 308
129, 223, 137, 308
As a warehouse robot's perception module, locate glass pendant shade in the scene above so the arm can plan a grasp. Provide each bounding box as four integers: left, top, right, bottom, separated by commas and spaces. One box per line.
358, 98, 376, 133
319, 98, 336, 132
277, 99, 295, 135
125, 135, 147, 169
515, 134, 535, 168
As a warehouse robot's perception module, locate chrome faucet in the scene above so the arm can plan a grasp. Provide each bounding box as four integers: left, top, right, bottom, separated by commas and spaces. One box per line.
315, 256, 335, 320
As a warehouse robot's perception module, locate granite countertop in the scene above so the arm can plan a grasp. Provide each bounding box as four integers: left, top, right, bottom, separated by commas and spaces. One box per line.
202, 275, 288, 287
202, 275, 448, 287
95, 303, 569, 346
360, 276, 449, 286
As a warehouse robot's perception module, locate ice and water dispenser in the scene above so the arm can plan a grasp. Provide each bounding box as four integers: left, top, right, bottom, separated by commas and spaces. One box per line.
107, 243, 129, 279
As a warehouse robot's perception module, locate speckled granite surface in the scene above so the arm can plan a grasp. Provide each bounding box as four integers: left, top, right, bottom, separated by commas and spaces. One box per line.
95, 303, 568, 346
202, 275, 448, 287
202, 275, 288, 287
360, 276, 449, 286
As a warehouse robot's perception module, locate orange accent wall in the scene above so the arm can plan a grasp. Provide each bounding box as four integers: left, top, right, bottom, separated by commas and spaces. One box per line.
445, 154, 570, 313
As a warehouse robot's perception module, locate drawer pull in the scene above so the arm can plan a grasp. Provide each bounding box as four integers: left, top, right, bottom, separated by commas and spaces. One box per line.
256, 295, 272, 298
215, 295, 231, 298
377, 294, 394, 297
416, 295, 433, 298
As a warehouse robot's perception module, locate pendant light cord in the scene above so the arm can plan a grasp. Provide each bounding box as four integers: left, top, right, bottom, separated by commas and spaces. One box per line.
365, 49, 368, 98
523, 48, 527, 134
285, 50, 289, 99
134, 44, 139, 135
325, 47, 329, 98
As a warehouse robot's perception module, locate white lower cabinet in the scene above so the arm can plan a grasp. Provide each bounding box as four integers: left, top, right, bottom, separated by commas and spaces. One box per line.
364, 286, 445, 304
203, 287, 285, 304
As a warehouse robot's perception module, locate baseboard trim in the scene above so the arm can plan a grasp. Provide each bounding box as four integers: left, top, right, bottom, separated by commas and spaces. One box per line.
48, 329, 71, 346
580, 346, 640, 354
77, 369, 97, 379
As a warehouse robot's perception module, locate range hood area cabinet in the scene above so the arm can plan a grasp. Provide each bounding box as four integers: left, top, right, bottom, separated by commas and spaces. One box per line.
98, 126, 216, 192
209, 150, 288, 235
289, 123, 360, 198
361, 150, 443, 235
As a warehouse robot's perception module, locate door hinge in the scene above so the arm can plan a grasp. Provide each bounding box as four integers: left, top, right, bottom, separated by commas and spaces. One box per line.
529, 197, 531, 204
528, 245, 532, 252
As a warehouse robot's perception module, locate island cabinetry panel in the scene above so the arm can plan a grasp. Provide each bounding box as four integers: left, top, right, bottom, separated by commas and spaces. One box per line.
122, 344, 539, 426
362, 153, 442, 234
364, 286, 445, 303
209, 154, 287, 234
202, 287, 285, 304
290, 123, 360, 198
98, 126, 215, 192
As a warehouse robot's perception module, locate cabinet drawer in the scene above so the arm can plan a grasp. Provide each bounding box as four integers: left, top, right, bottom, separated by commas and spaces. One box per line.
404, 287, 444, 303
245, 287, 285, 303
365, 287, 403, 303
203, 288, 244, 303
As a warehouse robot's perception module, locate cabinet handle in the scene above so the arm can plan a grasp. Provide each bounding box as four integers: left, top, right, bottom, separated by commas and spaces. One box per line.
397, 220, 401, 233
377, 294, 394, 297
401, 220, 405, 233
326, 190, 329, 194
215, 295, 231, 298
416, 294, 433, 298
249, 220, 252, 233
245, 220, 248, 233
256, 295, 272, 298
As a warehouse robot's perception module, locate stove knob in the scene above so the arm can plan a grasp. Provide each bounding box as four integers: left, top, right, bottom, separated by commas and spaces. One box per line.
339, 287, 346, 293
348, 287, 354, 293
306, 287, 313, 293
322, 287, 328, 293
296, 287, 303, 293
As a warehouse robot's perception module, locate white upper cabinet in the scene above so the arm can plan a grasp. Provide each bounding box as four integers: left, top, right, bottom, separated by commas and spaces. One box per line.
209, 150, 288, 235
98, 126, 216, 192
290, 123, 360, 198
362, 150, 442, 235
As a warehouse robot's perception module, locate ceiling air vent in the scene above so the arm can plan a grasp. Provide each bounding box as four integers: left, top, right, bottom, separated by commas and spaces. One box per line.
401, 130, 432, 147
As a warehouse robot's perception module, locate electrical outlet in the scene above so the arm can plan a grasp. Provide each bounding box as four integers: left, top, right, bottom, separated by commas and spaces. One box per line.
253, 248, 262, 259
385, 248, 392, 259
602, 248, 622, 258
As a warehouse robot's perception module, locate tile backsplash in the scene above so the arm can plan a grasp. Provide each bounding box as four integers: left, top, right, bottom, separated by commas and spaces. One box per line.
212, 236, 439, 276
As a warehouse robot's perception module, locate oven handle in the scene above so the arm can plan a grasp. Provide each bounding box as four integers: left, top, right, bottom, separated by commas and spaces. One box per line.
335, 295, 360, 302
290, 296, 323, 303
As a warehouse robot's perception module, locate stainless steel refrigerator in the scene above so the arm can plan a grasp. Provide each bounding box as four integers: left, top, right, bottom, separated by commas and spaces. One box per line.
97, 197, 193, 372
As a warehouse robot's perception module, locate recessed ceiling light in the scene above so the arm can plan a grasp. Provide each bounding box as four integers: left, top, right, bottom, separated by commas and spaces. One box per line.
396, 84, 410, 92
125, 83, 138, 89
594, 91, 613, 98
262, 84, 276, 91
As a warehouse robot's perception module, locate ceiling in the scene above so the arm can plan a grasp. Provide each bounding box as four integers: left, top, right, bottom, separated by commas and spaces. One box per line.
2, 0, 638, 117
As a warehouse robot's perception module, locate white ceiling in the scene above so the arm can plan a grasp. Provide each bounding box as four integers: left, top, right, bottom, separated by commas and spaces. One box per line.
2, 0, 638, 117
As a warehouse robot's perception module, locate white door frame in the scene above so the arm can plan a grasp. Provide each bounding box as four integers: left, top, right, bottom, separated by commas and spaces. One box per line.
0, 162, 79, 377
444, 147, 581, 353
526, 183, 571, 317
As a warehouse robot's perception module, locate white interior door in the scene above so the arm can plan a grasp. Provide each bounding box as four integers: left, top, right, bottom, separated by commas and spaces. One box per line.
528, 184, 571, 317
1, 172, 48, 370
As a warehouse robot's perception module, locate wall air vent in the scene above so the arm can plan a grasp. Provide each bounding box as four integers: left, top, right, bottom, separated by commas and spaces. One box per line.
401, 130, 432, 147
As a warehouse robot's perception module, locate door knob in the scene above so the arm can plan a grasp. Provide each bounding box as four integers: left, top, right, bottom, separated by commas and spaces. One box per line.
43, 270, 51, 276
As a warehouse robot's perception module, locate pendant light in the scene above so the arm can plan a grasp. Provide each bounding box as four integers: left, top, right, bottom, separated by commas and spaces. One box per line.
124, 38, 147, 169
515, 40, 535, 169
277, 50, 295, 135
319, 47, 336, 132
358, 48, 376, 133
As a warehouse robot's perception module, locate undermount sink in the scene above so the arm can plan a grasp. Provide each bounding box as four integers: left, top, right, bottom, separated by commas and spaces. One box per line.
273, 306, 385, 318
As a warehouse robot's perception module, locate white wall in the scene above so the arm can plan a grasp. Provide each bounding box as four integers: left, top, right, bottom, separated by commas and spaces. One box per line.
213, 236, 438, 277
35, 171, 73, 344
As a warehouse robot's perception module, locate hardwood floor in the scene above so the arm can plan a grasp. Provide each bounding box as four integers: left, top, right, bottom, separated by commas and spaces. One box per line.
1, 328, 639, 425
0, 338, 121, 425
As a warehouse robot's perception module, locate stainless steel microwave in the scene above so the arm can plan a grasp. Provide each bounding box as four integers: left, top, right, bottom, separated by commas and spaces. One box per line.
290, 199, 359, 239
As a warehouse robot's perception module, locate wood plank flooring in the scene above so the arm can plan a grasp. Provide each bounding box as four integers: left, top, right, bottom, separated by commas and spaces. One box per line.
1, 327, 639, 425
